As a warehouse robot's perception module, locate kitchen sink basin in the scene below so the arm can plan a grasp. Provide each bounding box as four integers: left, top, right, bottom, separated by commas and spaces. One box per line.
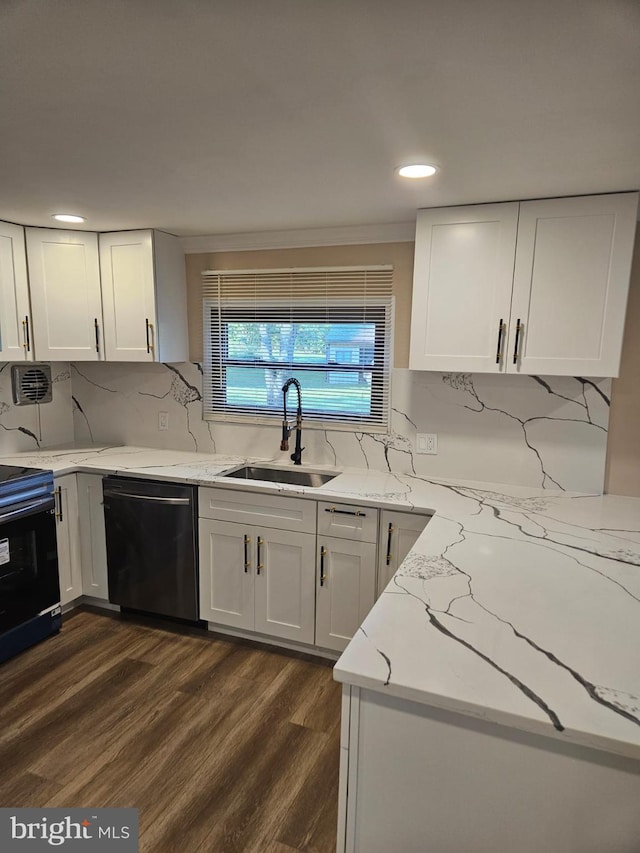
223, 465, 337, 488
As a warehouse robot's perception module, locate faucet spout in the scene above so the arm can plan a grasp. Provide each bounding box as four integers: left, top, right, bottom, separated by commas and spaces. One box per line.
281, 378, 304, 465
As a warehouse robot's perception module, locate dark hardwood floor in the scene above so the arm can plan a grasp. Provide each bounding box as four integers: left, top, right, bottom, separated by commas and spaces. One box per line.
0, 609, 341, 852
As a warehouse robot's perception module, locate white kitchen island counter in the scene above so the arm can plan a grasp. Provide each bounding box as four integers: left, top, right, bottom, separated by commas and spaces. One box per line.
329, 476, 640, 853
334, 481, 640, 761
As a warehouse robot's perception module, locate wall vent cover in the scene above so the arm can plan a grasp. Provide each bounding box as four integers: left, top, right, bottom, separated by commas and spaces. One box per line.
11, 364, 53, 405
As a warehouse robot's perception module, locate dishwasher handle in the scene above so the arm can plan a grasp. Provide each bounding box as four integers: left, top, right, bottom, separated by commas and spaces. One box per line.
102, 489, 191, 505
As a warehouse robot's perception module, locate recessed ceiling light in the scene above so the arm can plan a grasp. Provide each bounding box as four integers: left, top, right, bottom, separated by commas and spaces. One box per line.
52, 213, 86, 223
396, 164, 438, 179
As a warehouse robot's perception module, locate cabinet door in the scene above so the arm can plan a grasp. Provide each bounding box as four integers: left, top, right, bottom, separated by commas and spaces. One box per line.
377, 511, 431, 597
253, 526, 316, 644
409, 203, 519, 372
198, 518, 254, 629
54, 474, 82, 606
0, 222, 32, 361
77, 473, 108, 600
315, 537, 377, 653
26, 228, 103, 361
509, 193, 639, 377
99, 230, 157, 362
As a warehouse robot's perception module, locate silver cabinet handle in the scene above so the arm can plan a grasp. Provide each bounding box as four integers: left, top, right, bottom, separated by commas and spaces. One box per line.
325, 506, 366, 517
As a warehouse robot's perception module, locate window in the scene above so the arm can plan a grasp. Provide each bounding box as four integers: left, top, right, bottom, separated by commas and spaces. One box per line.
202, 266, 393, 431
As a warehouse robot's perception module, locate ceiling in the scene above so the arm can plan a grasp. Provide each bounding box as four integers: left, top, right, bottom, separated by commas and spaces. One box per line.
1, 0, 639, 238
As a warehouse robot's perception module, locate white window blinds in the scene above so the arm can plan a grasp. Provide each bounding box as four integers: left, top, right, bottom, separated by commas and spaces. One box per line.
202, 265, 394, 431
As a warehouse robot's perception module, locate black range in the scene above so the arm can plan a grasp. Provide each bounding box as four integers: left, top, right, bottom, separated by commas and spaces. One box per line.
0, 464, 61, 664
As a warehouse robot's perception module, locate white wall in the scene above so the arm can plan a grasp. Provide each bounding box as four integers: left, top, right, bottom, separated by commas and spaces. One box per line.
70, 362, 610, 493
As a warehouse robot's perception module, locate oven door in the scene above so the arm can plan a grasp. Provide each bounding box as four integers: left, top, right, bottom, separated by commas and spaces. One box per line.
0, 494, 60, 636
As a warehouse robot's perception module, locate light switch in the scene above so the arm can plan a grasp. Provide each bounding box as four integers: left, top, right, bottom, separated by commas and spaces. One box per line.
158, 412, 169, 431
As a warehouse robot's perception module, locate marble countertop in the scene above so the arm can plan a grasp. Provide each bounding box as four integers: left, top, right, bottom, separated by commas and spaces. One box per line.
2, 444, 639, 760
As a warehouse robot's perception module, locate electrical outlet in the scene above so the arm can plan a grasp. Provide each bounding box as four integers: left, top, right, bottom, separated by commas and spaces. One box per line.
416, 433, 438, 454
158, 412, 169, 431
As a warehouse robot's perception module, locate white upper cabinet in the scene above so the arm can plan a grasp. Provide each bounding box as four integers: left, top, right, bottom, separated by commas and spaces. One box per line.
509, 194, 639, 376
99, 230, 189, 362
0, 221, 32, 361
409, 192, 639, 377
26, 228, 103, 361
409, 203, 519, 373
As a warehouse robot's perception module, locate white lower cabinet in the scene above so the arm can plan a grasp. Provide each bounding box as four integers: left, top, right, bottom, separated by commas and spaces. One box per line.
338, 686, 640, 853
253, 526, 316, 643
199, 517, 316, 644
76, 473, 109, 601
315, 537, 377, 653
377, 510, 432, 597
199, 519, 254, 630
55, 473, 109, 607
54, 474, 83, 606
316, 501, 379, 652
199, 489, 430, 653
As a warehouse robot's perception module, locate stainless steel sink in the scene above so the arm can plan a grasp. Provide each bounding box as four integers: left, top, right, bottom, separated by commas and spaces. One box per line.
223, 465, 337, 488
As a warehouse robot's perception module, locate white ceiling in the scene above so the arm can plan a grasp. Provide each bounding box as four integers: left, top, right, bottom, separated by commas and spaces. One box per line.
1, 0, 639, 238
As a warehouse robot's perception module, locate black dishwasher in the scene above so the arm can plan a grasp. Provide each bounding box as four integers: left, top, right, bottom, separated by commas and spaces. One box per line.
103, 477, 199, 622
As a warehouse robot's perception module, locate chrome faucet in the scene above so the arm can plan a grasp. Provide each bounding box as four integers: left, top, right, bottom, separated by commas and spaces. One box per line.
281, 378, 304, 465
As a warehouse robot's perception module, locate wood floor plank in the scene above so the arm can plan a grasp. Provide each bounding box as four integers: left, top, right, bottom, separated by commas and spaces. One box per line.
276, 719, 341, 852
0, 608, 341, 852
289, 663, 343, 734
155, 720, 328, 852
116, 662, 323, 845
0, 771, 62, 808
0, 615, 159, 741
48, 668, 258, 808
0, 657, 155, 778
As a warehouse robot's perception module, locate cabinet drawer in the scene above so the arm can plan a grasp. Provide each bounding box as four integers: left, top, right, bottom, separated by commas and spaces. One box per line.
317, 501, 378, 543
199, 487, 316, 534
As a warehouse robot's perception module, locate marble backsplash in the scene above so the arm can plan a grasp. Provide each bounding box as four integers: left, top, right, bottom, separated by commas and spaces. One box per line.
0, 362, 74, 452
69, 362, 611, 493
